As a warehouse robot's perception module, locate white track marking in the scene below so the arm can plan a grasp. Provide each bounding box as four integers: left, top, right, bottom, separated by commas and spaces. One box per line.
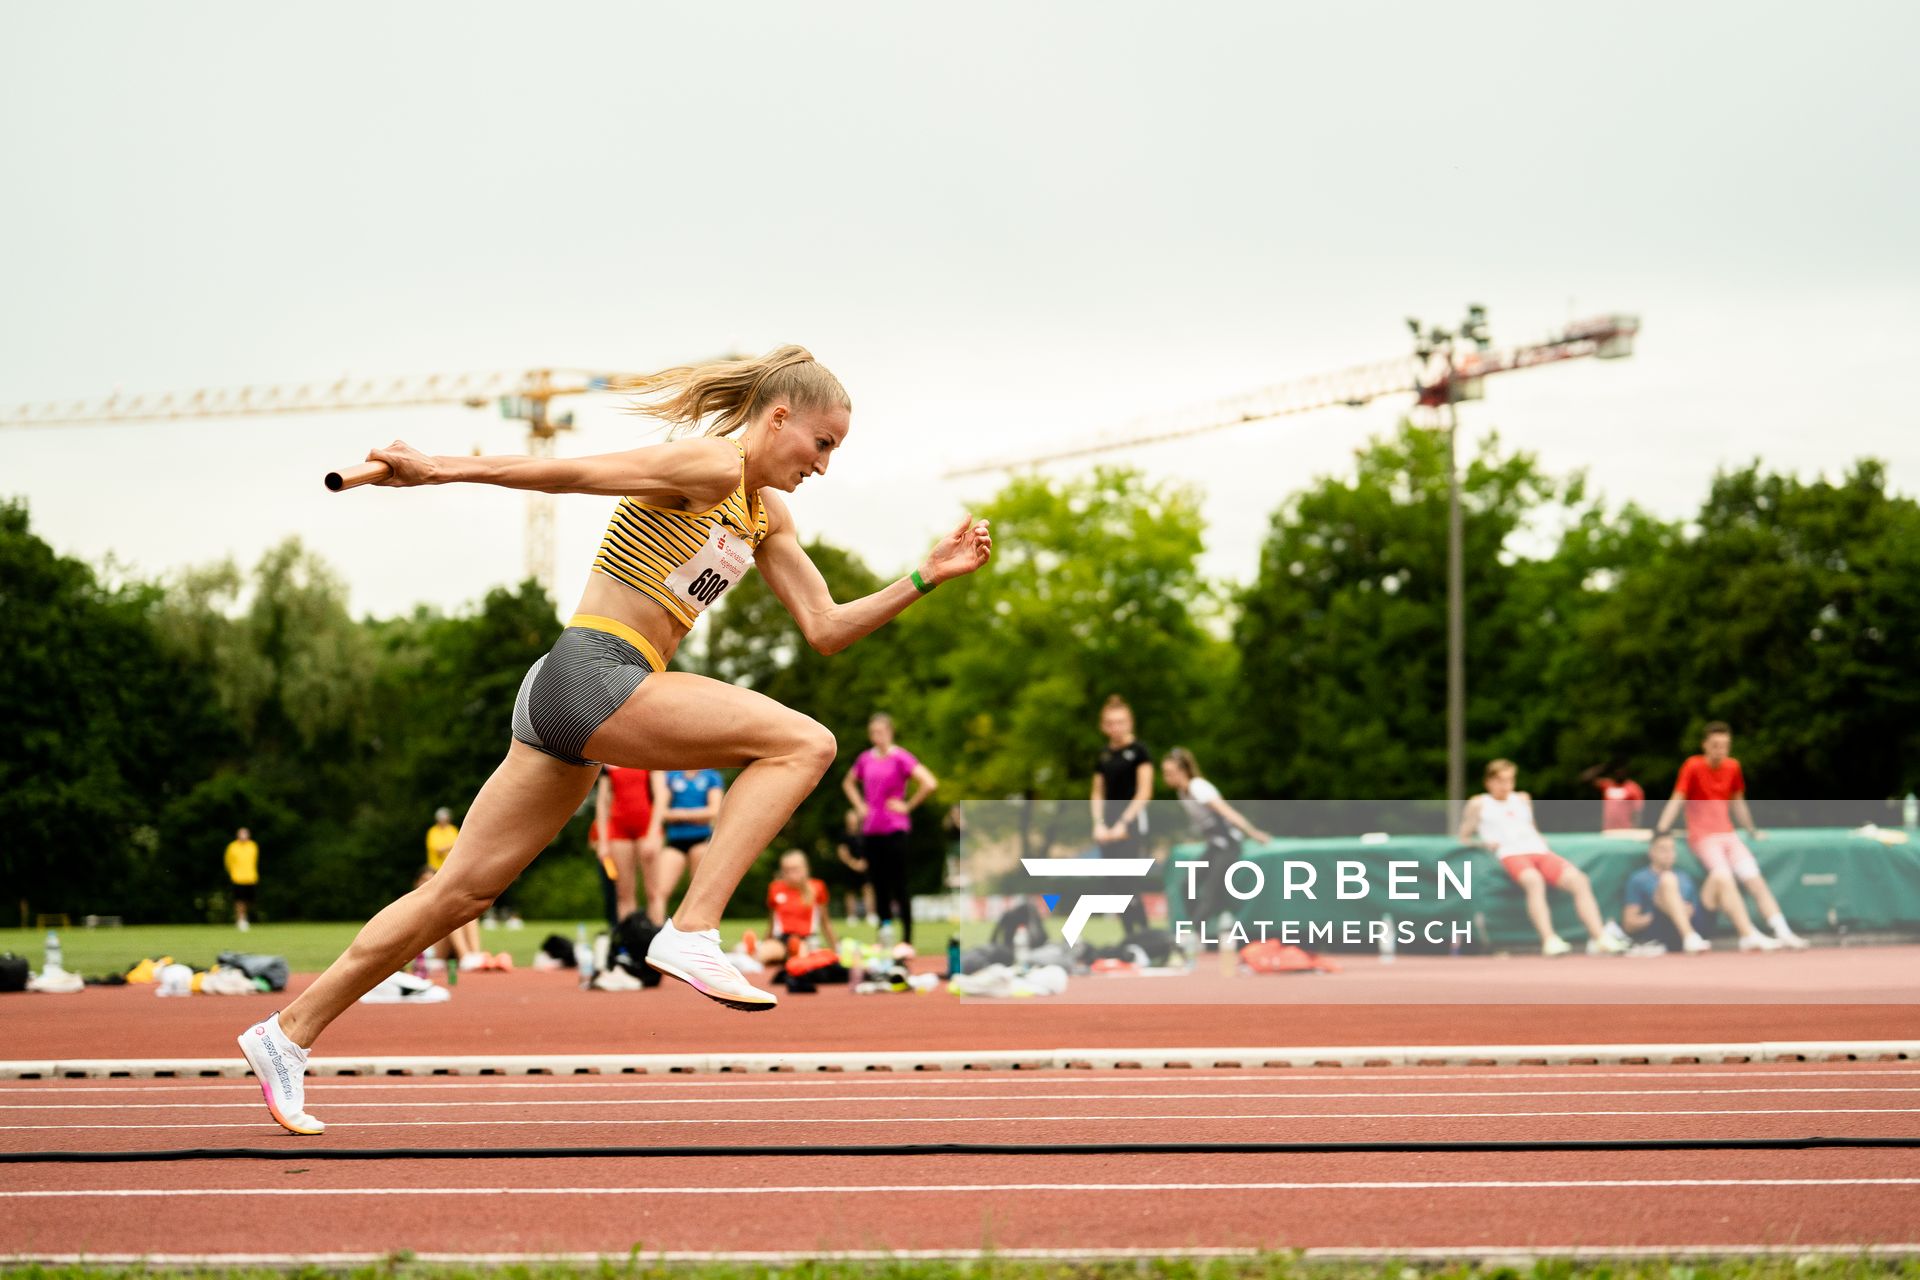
9, 1086, 1919, 1111
6, 1178, 1920, 1198
10, 1042, 1914, 1080
10, 1248, 1920, 1264
6, 1067, 1917, 1095
9, 1105, 1920, 1129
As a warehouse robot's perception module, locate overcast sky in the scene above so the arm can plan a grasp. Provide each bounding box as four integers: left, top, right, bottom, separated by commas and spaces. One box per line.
3, 1, 1915, 618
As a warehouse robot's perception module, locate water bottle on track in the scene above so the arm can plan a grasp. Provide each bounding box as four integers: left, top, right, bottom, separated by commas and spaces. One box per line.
575, 923, 596, 990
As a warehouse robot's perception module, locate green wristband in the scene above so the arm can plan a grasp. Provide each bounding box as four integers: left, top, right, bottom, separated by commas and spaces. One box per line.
910, 569, 936, 594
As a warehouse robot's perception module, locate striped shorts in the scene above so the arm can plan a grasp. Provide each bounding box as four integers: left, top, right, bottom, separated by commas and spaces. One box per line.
511, 615, 661, 767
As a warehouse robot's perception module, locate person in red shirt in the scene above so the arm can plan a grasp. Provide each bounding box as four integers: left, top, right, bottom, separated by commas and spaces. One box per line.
1581, 759, 1645, 832
748, 850, 837, 966
1651, 722, 1806, 951
592, 765, 656, 926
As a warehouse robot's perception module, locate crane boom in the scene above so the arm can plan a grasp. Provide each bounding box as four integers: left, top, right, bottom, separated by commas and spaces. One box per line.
944, 313, 1639, 478
0, 369, 641, 429
0, 363, 689, 595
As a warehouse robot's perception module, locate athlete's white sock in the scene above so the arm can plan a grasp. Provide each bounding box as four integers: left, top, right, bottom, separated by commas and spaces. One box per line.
1767, 912, 1790, 934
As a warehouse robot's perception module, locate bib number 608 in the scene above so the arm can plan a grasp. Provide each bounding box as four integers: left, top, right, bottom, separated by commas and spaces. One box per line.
688, 568, 732, 605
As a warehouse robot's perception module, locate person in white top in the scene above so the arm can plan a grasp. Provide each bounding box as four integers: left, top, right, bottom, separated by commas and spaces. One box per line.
1458, 758, 1627, 957
1161, 748, 1272, 943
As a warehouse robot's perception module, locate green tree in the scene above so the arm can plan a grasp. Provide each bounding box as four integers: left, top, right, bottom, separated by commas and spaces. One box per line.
345, 580, 566, 917
0, 499, 230, 920
1227, 422, 1578, 801
1561, 460, 1920, 799
900, 467, 1226, 819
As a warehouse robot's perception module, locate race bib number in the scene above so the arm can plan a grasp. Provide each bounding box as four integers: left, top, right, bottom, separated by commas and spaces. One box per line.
663, 524, 754, 616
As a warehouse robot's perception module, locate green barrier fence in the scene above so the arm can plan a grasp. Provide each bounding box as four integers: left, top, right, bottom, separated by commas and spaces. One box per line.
1164, 827, 1920, 951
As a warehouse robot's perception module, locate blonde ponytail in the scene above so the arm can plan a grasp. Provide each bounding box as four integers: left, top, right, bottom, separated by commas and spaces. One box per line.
614, 344, 850, 438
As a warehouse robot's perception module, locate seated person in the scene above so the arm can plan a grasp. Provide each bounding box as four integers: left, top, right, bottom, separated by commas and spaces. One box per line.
744, 851, 837, 967
1621, 833, 1715, 954
1460, 758, 1628, 957
1649, 722, 1806, 951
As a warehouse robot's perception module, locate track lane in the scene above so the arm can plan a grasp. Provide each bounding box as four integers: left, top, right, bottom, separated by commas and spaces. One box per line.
5, 1151, 1918, 1254
5, 1063, 1917, 1255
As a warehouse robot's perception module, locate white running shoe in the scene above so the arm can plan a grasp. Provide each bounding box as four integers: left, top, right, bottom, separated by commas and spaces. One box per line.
1773, 927, 1811, 950
1587, 931, 1630, 956
646, 921, 777, 1011
1683, 932, 1713, 954
237, 1013, 325, 1135
1542, 935, 1573, 957
1738, 932, 1783, 952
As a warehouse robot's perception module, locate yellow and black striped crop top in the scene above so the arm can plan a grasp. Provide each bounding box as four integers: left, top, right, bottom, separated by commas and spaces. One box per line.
592, 440, 770, 628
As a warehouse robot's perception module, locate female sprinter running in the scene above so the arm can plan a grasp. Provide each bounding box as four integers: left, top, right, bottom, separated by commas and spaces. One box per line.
238, 345, 992, 1135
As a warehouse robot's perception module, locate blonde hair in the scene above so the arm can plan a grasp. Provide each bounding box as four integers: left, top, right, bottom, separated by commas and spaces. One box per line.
615, 344, 850, 438
1101, 695, 1131, 715
1484, 758, 1517, 781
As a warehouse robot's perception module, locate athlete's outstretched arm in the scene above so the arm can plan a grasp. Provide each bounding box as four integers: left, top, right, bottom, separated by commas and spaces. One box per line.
758, 494, 991, 655
1205, 794, 1272, 844
362, 436, 740, 507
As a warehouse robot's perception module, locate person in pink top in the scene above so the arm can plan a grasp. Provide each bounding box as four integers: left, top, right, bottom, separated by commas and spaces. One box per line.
840, 713, 938, 943
1651, 721, 1806, 951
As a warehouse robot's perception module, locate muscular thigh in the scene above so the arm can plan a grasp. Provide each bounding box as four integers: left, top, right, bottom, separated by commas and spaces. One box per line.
436, 742, 599, 900
583, 670, 824, 770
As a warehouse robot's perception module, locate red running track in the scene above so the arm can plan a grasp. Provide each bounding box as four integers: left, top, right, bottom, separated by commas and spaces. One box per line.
4, 1064, 1918, 1258
4, 951, 1918, 1063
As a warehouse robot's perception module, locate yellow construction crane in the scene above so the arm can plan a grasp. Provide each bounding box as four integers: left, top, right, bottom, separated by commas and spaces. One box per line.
946, 311, 1639, 477
1, 362, 729, 594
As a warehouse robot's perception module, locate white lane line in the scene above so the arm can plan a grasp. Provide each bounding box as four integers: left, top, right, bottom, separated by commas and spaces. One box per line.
7, 1178, 1920, 1198
11, 1086, 1920, 1112
8, 1106, 1919, 1130
8, 1068, 1917, 1094
11, 1248, 1920, 1264
12, 1043, 1914, 1081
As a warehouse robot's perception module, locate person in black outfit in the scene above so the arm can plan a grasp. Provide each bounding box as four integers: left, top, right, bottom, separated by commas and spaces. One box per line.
1090, 694, 1154, 934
